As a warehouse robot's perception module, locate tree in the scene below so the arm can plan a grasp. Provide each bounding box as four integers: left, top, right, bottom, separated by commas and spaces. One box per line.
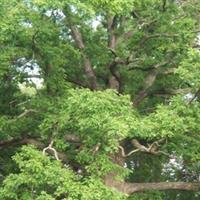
0, 0, 200, 199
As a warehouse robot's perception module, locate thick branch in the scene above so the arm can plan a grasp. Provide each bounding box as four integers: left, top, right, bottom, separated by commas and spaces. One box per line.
133, 61, 168, 107
107, 15, 118, 49
107, 15, 122, 91
2, 137, 199, 194
69, 25, 98, 90
104, 179, 200, 194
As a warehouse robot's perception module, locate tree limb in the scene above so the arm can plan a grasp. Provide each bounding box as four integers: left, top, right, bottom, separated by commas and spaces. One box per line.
107, 15, 122, 91
43, 140, 59, 160
104, 179, 200, 194
63, 4, 98, 90
131, 138, 168, 155
118, 145, 140, 157
15, 109, 38, 120
69, 25, 98, 90
133, 61, 168, 107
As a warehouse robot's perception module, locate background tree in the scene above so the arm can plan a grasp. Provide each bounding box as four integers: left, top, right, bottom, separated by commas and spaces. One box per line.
0, 0, 200, 199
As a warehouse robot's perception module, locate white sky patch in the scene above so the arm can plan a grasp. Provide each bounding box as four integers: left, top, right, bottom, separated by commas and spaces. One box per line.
24, 64, 43, 89
197, 34, 200, 45
17, 58, 43, 89
92, 19, 101, 30
184, 93, 194, 101
20, 21, 32, 28
45, 9, 66, 20
162, 155, 184, 179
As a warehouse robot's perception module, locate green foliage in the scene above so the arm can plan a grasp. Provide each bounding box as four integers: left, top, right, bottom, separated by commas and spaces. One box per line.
40, 89, 135, 146
0, 146, 125, 200
176, 49, 200, 88
128, 191, 164, 200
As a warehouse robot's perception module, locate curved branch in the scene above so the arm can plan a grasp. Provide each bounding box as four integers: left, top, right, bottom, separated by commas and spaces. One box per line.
14, 109, 38, 120
118, 145, 139, 157
43, 140, 59, 160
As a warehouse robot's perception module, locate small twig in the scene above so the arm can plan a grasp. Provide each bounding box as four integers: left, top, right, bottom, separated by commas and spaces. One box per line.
92, 143, 101, 155
43, 140, 59, 160
12, 109, 38, 121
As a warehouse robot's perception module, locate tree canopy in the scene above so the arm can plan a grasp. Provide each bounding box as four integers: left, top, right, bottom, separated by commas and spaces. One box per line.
0, 0, 200, 199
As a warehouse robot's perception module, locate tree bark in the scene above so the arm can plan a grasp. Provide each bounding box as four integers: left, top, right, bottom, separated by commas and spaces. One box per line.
70, 25, 98, 90
107, 15, 121, 91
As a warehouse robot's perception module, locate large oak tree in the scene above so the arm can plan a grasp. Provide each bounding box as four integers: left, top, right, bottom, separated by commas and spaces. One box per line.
0, 0, 200, 199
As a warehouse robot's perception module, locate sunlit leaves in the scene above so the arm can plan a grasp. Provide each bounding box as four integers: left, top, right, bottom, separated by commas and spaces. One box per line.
0, 146, 125, 200
40, 89, 137, 151
176, 49, 200, 88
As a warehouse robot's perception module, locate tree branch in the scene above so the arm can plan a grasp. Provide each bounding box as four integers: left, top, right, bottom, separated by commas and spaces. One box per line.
63, 4, 98, 90
43, 140, 59, 160
119, 138, 168, 158
107, 15, 122, 91
15, 109, 38, 120
131, 138, 169, 156
118, 145, 140, 157
104, 179, 200, 194
69, 25, 98, 90
133, 61, 168, 107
